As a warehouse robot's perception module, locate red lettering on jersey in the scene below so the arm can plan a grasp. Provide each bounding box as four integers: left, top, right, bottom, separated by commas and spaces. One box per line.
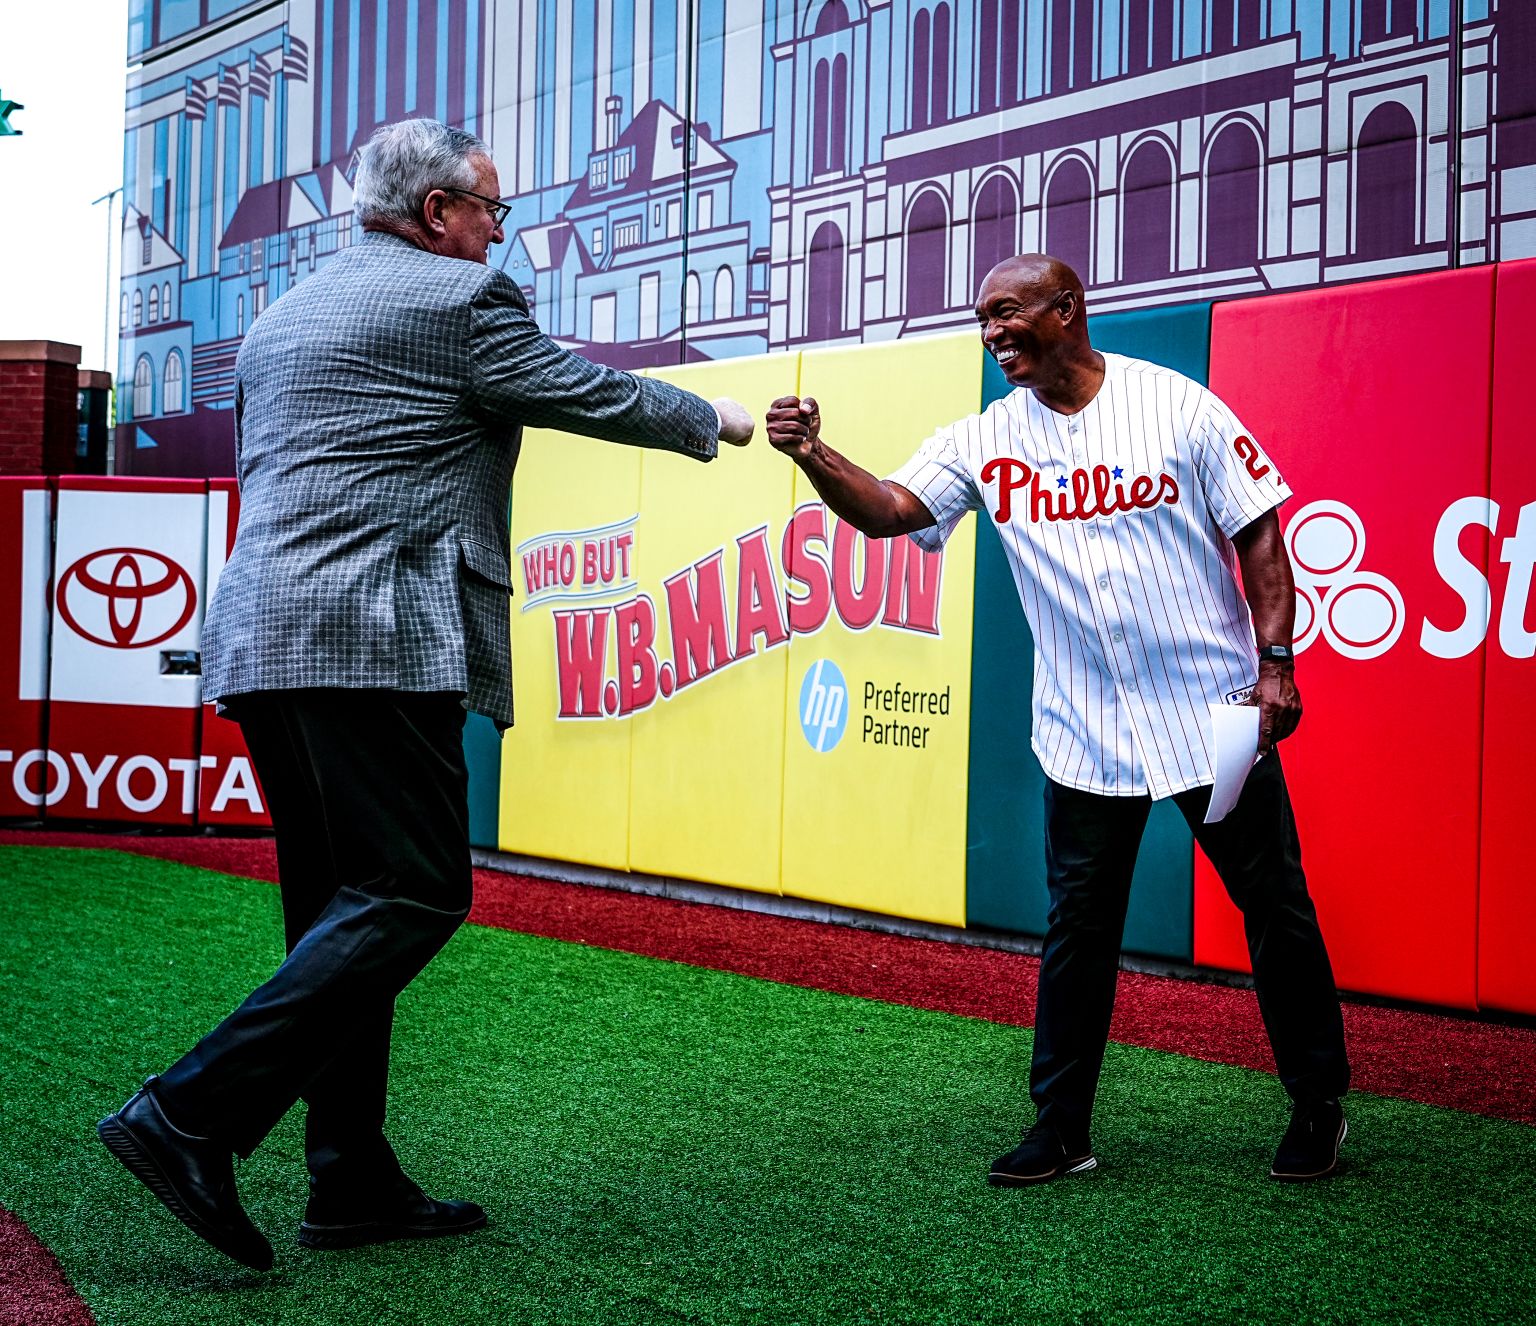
985, 458, 1180, 524
980, 457, 1031, 523
1233, 435, 1272, 481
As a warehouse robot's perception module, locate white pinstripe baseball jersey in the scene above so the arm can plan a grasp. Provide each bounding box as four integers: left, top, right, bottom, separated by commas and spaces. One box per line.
888, 353, 1291, 799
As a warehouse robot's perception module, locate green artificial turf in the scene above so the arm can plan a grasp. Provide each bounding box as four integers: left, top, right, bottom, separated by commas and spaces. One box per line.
1, 844, 1533, 1325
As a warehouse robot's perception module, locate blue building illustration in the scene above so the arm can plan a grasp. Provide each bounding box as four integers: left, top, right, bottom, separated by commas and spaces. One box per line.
116, 0, 1536, 474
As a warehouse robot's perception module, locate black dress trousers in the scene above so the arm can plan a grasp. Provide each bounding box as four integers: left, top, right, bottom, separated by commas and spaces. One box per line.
1029, 752, 1350, 1146
155, 689, 474, 1188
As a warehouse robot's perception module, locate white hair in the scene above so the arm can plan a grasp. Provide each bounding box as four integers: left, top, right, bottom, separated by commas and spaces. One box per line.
353, 118, 490, 230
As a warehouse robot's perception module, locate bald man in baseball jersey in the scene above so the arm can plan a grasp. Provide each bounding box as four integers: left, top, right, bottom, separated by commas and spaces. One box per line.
766, 255, 1350, 1186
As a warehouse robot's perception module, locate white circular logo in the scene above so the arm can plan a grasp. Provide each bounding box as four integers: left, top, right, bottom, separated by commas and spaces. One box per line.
1284, 501, 1404, 661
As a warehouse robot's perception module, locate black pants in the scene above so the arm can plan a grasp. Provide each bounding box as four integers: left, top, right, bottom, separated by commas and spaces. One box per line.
155, 689, 473, 1191
1030, 753, 1349, 1146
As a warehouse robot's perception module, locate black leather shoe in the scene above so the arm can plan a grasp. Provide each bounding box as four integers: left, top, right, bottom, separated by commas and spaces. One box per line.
97, 1079, 273, 1271
988, 1124, 1098, 1187
298, 1178, 488, 1250
1271, 1099, 1346, 1182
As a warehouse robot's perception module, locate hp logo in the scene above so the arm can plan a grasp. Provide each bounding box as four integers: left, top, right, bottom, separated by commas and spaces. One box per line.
799, 659, 848, 752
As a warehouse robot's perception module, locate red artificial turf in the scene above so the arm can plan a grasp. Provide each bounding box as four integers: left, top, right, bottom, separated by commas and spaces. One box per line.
0, 1208, 95, 1326
5, 829, 1533, 1127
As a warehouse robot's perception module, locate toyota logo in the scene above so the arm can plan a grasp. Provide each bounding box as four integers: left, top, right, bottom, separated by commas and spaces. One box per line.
55, 547, 197, 649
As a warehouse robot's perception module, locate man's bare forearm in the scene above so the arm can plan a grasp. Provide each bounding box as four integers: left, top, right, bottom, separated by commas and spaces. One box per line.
794, 438, 920, 538
1233, 510, 1296, 648
765, 395, 934, 539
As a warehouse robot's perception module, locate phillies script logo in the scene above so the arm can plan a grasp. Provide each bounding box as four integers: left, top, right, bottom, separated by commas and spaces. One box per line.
55, 548, 197, 649
549, 505, 944, 719
980, 459, 1179, 523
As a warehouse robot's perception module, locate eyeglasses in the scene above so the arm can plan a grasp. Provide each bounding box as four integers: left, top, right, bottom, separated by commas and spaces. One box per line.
443, 187, 511, 228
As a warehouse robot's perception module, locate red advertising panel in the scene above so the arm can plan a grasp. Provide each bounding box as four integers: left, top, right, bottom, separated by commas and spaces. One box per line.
1202, 268, 1495, 1010
197, 479, 268, 827
45, 477, 208, 825
1478, 259, 1536, 1015
0, 479, 53, 819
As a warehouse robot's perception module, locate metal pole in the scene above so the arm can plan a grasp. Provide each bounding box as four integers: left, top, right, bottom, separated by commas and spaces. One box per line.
91, 186, 121, 374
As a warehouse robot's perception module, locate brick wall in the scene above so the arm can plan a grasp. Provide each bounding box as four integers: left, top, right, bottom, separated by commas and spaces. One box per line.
0, 341, 83, 476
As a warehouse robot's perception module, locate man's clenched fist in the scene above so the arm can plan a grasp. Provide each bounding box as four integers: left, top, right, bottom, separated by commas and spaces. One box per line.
766, 395, 821, 461
711, 397, 756, 446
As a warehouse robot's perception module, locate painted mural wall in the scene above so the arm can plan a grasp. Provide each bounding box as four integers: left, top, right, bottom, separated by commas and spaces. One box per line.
115, 0, 1536, 476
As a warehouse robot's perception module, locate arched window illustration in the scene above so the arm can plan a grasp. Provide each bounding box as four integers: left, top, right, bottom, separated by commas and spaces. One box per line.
910, 4, 951, 129
1211, 0, 1261, 51
119, 293, 128, 330
1205, 122, 1262, 269
714, 266, 734, 321
1043, 157, 1093, 280
1127, 0, 1176, 75
1355, 101, 1418, 258
812, 53, 849, 175
806, 221, 845, 342
905, 189, 949, 317
932, 5, 951, 124
911, 10, 931, 129
972, 175, 1020, 291
685, 270, 702, 324
132, 355, 153, 419
1362, 0, 1417, 44
163, 351, 185, 415
132, 290, 143, 327
163, 282, 173, 320
1121, 140, 1175, 282
148, 285, 160, 324
812, 1, 850, 35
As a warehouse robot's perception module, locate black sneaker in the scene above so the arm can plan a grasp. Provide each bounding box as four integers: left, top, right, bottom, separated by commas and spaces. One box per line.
987, 1124, 1097, 1187
1270, 1099, 1346, 1182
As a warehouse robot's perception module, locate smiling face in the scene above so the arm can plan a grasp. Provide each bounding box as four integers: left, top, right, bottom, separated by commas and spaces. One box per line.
974, 256, 1087, 388
430, 153, 506, 264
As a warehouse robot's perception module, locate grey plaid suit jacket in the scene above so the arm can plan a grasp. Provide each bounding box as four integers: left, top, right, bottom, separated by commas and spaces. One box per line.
202, 231, 720, 727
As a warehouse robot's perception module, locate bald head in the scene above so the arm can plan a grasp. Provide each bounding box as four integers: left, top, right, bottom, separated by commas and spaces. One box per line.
977, 254, 1086, 323
973, 253, 1100, 403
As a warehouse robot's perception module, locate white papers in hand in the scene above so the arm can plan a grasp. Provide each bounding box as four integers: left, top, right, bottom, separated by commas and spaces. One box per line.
1205, 703, 1261, 824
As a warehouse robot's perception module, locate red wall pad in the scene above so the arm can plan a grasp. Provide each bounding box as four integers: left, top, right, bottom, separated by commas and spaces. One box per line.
1478, 259, 1536, 1016
1205, 268, 1495, 1010
45, 478, 209, 825
0, 479, 53, 819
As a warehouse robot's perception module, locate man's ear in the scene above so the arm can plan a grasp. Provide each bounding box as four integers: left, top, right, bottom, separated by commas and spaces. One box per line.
421, 189, 449, 238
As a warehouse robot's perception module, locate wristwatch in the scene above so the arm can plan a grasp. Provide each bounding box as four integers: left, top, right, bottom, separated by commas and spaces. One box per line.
1257, 644, 1295, 664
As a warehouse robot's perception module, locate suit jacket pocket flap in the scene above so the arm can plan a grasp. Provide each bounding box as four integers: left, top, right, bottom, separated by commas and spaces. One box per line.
459, 538, 514, 594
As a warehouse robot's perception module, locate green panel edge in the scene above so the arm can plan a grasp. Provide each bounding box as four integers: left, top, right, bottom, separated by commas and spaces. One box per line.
964, 302, 1213, 960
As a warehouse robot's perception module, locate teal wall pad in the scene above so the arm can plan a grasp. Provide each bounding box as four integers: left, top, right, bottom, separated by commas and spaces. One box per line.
463, 712, 503, 850
965, 302, 1213, 959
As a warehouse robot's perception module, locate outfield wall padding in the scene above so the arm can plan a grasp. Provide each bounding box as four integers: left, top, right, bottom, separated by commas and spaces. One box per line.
1203, 268, 1497, 1011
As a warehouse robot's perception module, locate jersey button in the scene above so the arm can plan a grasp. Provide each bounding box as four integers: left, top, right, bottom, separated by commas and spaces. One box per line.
1111, 629, 1124, 643
1097, 576, 1109, 590
1085, 527, 1098, 540
1126, 680, 1138, 693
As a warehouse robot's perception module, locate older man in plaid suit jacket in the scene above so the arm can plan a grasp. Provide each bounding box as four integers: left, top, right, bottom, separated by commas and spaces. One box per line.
99, 119, 754, 1272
